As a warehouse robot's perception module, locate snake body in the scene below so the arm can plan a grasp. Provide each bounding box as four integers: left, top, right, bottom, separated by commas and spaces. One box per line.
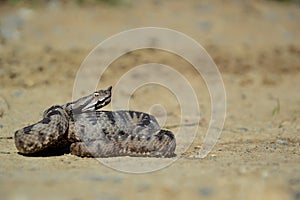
14, 86, 176, 157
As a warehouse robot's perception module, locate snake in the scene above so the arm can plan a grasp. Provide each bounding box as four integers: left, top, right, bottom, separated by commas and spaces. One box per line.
14, 86, 176, 157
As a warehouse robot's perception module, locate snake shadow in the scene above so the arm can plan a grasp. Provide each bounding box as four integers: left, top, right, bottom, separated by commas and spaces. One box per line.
18, 147, 71, 157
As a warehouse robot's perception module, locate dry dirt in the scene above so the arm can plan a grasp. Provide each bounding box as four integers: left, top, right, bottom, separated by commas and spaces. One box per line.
0, 0, 300, 199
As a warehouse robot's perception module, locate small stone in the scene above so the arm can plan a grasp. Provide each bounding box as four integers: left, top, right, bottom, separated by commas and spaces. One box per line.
14, 91, 23, 97
244, 148, 251, 153
271, 145, 277, 150
0, 124, 3, 129
198, 187, 214, 196
237, 127, 248, 132
276, 139, 288, 146
194, 145, 201, 150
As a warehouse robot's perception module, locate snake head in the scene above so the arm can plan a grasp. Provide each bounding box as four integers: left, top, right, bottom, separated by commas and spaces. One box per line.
81, 86, 112, 112
69, 86, 112, 113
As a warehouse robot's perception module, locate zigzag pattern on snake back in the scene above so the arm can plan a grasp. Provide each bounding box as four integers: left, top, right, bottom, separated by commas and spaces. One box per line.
14, 86, 176, 157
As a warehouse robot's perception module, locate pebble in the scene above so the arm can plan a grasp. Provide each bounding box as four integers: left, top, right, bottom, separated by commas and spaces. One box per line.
276, 139, 288, 146
244, 148, 251, 153
0, 124, 3, 129
198, 187, 214, 196
271, 145, 277, 150
14, 90, 23, 97
237, 127, 248, 132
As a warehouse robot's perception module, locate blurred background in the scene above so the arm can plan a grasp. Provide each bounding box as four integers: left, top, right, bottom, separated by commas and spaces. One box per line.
0, 0, 300, 200
0, 0, 300, 87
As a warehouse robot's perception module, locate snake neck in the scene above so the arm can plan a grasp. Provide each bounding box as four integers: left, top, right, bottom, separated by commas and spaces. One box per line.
60, 86, 112, 116
43, 105, 70, 121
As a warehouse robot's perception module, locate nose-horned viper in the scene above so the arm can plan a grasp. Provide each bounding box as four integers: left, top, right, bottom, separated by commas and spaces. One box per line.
14, 86, 176, 157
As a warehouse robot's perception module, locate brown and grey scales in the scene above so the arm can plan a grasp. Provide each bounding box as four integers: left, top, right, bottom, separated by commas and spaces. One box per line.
14, 86, 176, 157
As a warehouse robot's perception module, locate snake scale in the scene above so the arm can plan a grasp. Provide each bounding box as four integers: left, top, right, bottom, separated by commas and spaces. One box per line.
14, 86, 176, 157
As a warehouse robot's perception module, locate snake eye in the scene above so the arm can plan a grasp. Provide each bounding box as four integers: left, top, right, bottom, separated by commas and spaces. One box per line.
94, 92, 100, 97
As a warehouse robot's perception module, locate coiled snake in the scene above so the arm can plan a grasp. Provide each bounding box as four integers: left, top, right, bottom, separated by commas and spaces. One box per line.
14, 86, 176, 157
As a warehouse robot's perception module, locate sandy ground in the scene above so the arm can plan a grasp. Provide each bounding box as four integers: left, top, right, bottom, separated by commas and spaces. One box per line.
0, 0, 300, 199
